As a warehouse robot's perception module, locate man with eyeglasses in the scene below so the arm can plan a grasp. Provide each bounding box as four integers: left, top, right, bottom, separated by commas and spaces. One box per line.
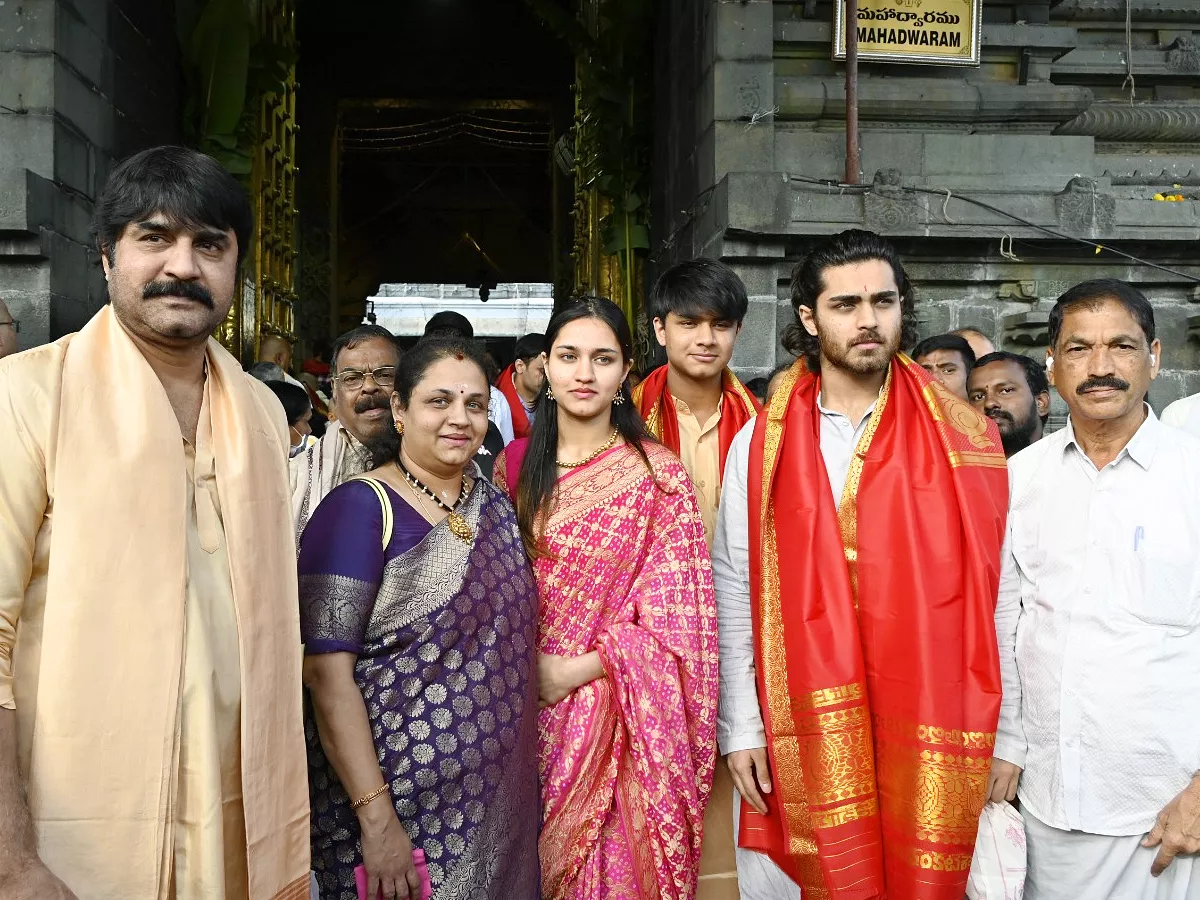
290, 323, 401, 539
0, 298, 17, 359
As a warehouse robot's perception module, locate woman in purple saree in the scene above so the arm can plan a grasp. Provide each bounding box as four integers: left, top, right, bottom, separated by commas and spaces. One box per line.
299, 337, 540, 900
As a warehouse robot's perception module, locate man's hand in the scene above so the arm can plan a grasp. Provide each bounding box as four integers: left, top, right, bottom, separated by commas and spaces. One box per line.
0, 861, 79, 900
987, 759, 1022, 804
727, 747, 772, 815
1142, 775, 1200, 877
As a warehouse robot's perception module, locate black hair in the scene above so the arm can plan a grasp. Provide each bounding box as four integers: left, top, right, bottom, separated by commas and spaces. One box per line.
423, 310, 474, 338
782, 229, 918, 371
514, 332, 546, 363
482, 351, 501, 385
264, 379, 312, 427
364, 336, 491, 469
93, 146, 253, 269
330, 324, 400, 374
516, 297, 657, 557
648, 258, 750, 325
745, 377, 769, 403
973, 351, 1051, 424
911, 333, 977, 370
1048, 279, 1156, 348
395, 336, 490, 406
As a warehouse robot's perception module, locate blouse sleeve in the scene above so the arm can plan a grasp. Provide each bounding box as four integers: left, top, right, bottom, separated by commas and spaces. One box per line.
298, 479, 385, 655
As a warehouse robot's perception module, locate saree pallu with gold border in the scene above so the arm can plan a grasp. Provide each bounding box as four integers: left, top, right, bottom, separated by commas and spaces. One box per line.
741, 356, 1007, 900
495, 441, 720, 900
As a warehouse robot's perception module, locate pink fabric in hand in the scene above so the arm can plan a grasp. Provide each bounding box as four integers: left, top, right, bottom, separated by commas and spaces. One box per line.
353, 850, 432, 900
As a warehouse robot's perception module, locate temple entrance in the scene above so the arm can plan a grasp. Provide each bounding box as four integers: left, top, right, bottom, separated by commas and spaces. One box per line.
292, 0, 574, 354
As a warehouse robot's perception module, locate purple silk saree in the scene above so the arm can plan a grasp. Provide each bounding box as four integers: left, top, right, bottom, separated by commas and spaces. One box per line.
299, 478, 540, 900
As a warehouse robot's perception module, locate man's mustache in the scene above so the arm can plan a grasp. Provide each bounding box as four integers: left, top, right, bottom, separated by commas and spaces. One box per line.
986, 409, 1014, 426
1077, 375, 1130, 395
143, 279, 214, 309
850, 330, 885, 347
354, 394, 392, 414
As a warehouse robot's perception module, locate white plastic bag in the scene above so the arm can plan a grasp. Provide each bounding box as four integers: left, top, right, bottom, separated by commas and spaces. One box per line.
966, 801, 1027, 900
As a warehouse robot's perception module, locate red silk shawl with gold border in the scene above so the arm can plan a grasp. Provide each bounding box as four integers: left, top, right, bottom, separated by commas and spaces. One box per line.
632, 365, 761, 480
741, 355, 1008, 900
497, 363, 532, 440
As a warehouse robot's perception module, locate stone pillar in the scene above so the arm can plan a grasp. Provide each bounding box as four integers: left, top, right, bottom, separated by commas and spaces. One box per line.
0, 0, 180, 349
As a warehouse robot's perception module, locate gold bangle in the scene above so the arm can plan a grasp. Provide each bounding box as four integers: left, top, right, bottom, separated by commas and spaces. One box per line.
350, 783, 390, 810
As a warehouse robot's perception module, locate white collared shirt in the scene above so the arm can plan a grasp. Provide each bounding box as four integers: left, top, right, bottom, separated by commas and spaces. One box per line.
1162, 391, 1200, 437
711, 393, 877, 755
488, 385, 515, 444
995, 408, 1200, 835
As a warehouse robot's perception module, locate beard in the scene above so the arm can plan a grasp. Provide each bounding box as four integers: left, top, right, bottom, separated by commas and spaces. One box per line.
989, 403, 1040, 457
818, 326, 901, 376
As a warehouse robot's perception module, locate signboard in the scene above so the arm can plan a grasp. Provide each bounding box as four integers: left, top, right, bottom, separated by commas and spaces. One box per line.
833, 0, 981, 67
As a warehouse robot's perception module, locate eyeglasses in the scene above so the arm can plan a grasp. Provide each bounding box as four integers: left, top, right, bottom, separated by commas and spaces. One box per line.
337, 366, 396, 391
0, 319, 17, 333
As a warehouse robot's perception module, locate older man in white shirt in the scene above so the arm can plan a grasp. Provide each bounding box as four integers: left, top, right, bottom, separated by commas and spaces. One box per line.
990, 279, 1200, 900
290, 324, 399, 537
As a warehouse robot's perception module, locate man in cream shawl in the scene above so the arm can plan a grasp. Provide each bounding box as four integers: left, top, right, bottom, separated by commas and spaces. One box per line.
0, 147, 309, 900
289, 323, 400, 538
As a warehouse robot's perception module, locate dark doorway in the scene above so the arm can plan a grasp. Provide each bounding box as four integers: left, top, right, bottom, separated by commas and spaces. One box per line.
295, 0, 574, 339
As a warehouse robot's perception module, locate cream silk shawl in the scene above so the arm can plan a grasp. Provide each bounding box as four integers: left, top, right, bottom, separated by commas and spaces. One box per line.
289, 421, 367, 539
23, 307, 309, 899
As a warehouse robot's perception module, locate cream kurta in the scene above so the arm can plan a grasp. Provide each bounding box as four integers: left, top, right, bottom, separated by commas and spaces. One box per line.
0, 320, 308, 900
673, 396, 722, 545
176, 389, 247, 899
672, 397, 737, 900
1, 378, 247, 897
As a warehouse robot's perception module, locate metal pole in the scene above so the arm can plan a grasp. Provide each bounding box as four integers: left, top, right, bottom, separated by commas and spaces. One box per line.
844, 0, 861, 184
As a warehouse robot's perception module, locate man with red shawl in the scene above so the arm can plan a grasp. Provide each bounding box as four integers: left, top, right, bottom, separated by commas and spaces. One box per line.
494, 332, 546, 440
712, 230, 1008, 899
633, 258, 761, 547
631, 258, 759, 900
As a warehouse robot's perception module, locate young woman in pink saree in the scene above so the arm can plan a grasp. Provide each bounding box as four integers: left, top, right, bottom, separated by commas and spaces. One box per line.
495, 298, 719, 900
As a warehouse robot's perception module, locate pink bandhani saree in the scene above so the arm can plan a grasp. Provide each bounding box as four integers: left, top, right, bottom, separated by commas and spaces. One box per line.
496, 440, 719, 900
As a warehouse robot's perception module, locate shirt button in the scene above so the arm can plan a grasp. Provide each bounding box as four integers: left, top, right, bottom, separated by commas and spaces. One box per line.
1083, 587, 1092, 595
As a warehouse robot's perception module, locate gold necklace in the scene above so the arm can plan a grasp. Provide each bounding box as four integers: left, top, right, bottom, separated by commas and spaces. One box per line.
395, 459, 474, 542
556, 429, 620, 469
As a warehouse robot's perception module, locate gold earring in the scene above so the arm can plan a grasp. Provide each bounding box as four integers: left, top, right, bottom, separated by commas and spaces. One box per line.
394, 419, 404, 434
613, 390, 626, 406
546, 385, 555, 401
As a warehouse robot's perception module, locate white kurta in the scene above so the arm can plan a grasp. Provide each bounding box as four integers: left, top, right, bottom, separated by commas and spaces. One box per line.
711, 392, 878, 899
1161, 392, 1200, 437
488, 385, 515, 444
995, 408, 1200, 899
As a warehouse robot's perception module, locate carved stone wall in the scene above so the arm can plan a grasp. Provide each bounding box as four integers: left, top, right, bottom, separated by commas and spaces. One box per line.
653, 0, 1200, 411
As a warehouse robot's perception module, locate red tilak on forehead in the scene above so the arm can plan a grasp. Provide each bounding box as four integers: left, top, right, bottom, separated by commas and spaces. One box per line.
455, 352, 464, 361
